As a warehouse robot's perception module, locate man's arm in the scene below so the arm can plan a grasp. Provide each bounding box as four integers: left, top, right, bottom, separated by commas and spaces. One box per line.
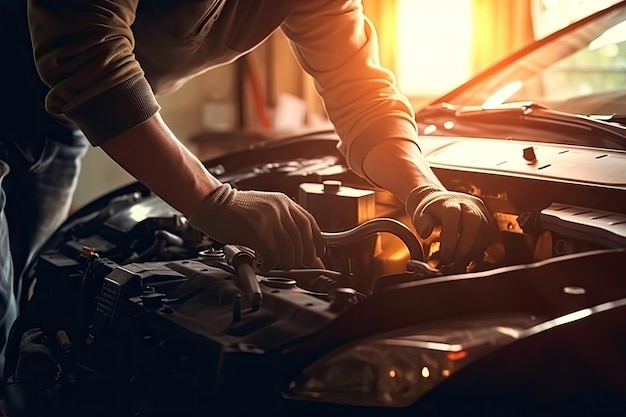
282, 0, 496, 269
27, 0, 155, 145
28, 0, 215, 216
281, 0, 418, 180
27, 0, 324, 270
101, 113, 221, 216
362, 140, 493, 269
101, 113, 324, 272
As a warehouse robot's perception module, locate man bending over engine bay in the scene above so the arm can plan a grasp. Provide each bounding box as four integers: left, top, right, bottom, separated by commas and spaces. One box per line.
0, 0, 495, 377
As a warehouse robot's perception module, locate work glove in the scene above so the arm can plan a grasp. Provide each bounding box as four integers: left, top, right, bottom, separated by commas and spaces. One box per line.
188, 183, 324, 272
406, 184, 496, 271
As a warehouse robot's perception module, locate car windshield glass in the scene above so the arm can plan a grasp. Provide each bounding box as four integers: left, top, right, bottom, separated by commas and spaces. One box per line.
439, 5, 626, 117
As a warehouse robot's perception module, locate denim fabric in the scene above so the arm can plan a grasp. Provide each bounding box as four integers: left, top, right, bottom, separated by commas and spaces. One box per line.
0, 131, 88, 377
0, 156, 17, 381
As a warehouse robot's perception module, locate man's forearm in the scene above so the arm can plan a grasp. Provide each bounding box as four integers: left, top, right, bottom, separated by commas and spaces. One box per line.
100, 113, 221, 216
361, 139, 444, 203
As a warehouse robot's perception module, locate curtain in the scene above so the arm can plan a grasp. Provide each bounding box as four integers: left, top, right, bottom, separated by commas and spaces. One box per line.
470, 0, 535, 73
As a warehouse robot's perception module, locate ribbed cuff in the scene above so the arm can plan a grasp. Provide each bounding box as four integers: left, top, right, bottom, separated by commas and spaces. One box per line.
66, 74, 161, 145
405, 184, 444, 217
202, 183, 233, 207
188, 183, 232, 226
345, 117, 419, 178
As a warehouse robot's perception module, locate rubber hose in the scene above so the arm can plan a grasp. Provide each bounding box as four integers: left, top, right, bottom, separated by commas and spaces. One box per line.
321, 218, 424, 261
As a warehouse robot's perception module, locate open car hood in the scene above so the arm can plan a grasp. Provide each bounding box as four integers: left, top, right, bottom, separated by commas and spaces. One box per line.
414, 1, 626, 149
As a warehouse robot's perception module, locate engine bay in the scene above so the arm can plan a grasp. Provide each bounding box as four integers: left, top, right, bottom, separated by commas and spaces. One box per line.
5, 134, 626, 416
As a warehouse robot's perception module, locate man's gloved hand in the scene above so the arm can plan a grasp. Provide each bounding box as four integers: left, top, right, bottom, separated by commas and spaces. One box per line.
406, 184, 496, 270
188, 183, 324, 272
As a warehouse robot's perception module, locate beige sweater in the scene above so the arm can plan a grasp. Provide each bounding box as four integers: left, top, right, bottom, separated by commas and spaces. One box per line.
28, 0, 418, 178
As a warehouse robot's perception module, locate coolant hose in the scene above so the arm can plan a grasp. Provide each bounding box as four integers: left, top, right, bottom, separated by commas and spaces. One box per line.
321, 218, 424, 261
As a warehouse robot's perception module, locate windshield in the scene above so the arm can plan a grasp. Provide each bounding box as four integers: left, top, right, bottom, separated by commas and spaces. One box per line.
437, 4, 626, 116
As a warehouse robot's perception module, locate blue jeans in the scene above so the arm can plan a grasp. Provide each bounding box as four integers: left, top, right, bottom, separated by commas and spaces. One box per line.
0, 132, 88, 377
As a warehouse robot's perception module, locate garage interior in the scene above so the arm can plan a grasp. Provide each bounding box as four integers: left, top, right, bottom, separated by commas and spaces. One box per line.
3, 1, 625, 416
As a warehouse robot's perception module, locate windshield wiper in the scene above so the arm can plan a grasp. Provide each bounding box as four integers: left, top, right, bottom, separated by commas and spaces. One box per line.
588, 113, 626, 125
451, 101, 626, 145
456, 101, 625, 127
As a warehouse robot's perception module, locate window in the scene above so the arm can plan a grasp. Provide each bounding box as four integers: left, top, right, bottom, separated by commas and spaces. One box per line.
532, 0, 622, 39
540, 22, 626, 105
395, 0, 473, 98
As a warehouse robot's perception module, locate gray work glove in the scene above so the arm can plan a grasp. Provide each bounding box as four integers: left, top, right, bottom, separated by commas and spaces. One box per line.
406, 185, 496, 270
189, 183, 324, 272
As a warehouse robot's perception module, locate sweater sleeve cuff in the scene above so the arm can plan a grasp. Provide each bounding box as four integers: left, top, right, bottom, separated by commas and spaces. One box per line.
65, 74, 161, 146
343, 117, 420, 178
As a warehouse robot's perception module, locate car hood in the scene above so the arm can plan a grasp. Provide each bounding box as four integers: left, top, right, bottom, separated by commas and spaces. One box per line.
414, 1, 626, 149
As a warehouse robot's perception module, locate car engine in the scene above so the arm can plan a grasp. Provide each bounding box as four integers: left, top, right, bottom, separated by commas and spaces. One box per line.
4, 134, 626, 416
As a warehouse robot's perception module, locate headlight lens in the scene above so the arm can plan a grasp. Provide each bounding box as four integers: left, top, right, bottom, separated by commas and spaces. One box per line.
284, 314, 538, 407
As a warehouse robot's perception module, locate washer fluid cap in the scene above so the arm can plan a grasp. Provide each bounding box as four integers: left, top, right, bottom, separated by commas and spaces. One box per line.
323, 180, 342, 193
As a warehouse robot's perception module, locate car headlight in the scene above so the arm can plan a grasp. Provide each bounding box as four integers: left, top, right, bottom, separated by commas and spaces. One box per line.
284, 314, 538, 408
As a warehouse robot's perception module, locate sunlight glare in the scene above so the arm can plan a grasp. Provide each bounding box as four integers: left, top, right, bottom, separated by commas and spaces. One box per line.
129, 205, 152, 222
396, 0, 473, 96
589, 20, 626, 50
482, 81, 523, 108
